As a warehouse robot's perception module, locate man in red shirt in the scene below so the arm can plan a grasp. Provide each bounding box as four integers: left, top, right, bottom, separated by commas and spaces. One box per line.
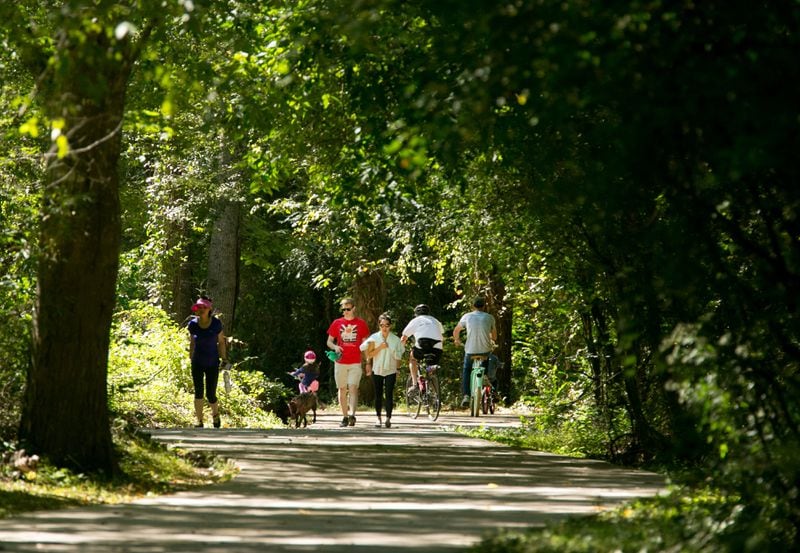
327, 297, 370, 427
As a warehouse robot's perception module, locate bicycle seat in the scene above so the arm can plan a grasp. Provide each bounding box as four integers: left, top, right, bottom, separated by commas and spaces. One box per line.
470, 355, 488, 362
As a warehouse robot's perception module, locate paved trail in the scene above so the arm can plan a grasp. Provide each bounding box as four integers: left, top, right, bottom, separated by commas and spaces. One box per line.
0, 410, 665, 552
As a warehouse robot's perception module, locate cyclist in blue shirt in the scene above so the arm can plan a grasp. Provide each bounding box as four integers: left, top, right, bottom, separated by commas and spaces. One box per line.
452, 297, 496, 407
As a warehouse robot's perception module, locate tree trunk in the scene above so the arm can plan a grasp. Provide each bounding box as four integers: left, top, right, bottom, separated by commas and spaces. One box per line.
619, 341, 668, 463
351, 270, 385, 330
26, 145, 120, 472
164, 220, 194, 323
207, 200, 240, 332
351, 270, 386, 405
21, 27, 137, 472
158, 171, 194, 324
588, 300, 617, 445
581, 311, 605, 410
487, 271, 512, 404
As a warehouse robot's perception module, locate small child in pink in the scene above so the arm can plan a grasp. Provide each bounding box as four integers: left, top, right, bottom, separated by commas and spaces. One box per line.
290, 350, 320, 394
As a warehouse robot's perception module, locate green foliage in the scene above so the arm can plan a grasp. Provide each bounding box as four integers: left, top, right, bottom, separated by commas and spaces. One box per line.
0, 94, 40, 441
116, 133, 224, 312
471, 484, 790, 553
463, 407, 616, 461
465, 424, 793, 552
108, 301, 282, 428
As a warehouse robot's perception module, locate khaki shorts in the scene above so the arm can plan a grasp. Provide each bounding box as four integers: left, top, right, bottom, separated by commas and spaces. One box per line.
334, 363, 363, 388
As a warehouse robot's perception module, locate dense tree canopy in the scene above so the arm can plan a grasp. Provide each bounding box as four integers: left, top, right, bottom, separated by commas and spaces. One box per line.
1, 0, 799, 547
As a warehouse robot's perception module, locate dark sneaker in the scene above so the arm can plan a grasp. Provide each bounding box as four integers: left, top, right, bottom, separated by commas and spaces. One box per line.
348, 415, 356, 427
385, 418, 392, 428
340, 417, 349, 427
213, 416, 221, 428
460, 395, 470, 408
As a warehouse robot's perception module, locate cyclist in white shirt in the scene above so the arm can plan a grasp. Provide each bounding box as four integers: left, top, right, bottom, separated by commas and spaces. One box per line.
401, 304, 445, 387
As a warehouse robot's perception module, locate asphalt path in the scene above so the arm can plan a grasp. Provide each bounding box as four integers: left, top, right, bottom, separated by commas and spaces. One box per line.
0, 409, 666, 552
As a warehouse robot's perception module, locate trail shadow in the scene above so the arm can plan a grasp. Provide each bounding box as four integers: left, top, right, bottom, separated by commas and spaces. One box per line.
0, 414, 666, 552
0, 490, 84, 518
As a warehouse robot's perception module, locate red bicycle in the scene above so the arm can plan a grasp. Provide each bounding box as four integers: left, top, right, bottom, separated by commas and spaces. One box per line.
405, 354, 441, 421
481, 377, 495, 415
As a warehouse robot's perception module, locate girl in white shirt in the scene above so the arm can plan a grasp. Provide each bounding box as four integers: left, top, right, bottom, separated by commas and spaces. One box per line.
361, 313, 405, 428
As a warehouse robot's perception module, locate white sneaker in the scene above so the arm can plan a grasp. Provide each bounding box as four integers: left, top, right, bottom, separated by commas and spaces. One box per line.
460, 395, 470, 407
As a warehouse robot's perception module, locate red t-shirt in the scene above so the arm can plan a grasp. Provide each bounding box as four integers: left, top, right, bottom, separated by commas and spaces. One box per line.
327, 317, 370, 364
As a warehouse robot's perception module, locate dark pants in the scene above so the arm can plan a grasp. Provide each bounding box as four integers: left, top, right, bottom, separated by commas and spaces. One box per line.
372, 373, 397, 418
192, 363, 220, 403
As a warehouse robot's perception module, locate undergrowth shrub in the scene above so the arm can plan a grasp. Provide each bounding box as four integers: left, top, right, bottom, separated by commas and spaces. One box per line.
108, 301, 282, 428
470, 483, 791, 553
0, 185, 37, 443
512, 393, 630, 461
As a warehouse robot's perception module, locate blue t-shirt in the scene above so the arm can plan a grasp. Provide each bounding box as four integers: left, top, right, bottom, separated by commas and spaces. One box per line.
188, 316, 223, 367
458, 310, 496, 354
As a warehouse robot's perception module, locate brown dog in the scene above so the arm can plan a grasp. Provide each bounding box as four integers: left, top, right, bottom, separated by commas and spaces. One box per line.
288, 392, 318, 428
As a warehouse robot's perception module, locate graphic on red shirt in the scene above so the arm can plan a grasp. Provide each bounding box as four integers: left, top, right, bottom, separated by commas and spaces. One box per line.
339, 323, 360, 343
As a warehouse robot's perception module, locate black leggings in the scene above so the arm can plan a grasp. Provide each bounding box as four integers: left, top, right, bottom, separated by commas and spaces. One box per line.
192, 363, 220, 403
372, 373, 397, 418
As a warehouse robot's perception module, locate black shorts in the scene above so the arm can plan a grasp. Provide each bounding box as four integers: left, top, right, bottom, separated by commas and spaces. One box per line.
412, 338, 442, 366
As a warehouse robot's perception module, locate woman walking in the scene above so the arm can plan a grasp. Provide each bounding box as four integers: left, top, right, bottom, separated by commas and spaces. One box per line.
188, 296, 229, 428
361, 313, 405, 428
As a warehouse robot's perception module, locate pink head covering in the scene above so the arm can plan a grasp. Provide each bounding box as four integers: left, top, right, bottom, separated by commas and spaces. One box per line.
191, 298, 213, 312
304, 350, 317, 361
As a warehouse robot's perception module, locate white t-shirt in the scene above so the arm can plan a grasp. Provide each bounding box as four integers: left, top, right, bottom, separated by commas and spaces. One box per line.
359, 331, 404, 376
458, 310, 496, 354
401, 315, 444, 349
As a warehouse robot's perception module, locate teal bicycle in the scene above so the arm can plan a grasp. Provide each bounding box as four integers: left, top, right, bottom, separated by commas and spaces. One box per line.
468, 354, 488, 417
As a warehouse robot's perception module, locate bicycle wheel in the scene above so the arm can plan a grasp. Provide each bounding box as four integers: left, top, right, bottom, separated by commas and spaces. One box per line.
470, 377, 481, 417
415, 381, 424, 419
427, 374, 441, 421
488, 389, 495, 414
481, 386, 489, 414
405, 374, 422, 419
470, 368, 482, 417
